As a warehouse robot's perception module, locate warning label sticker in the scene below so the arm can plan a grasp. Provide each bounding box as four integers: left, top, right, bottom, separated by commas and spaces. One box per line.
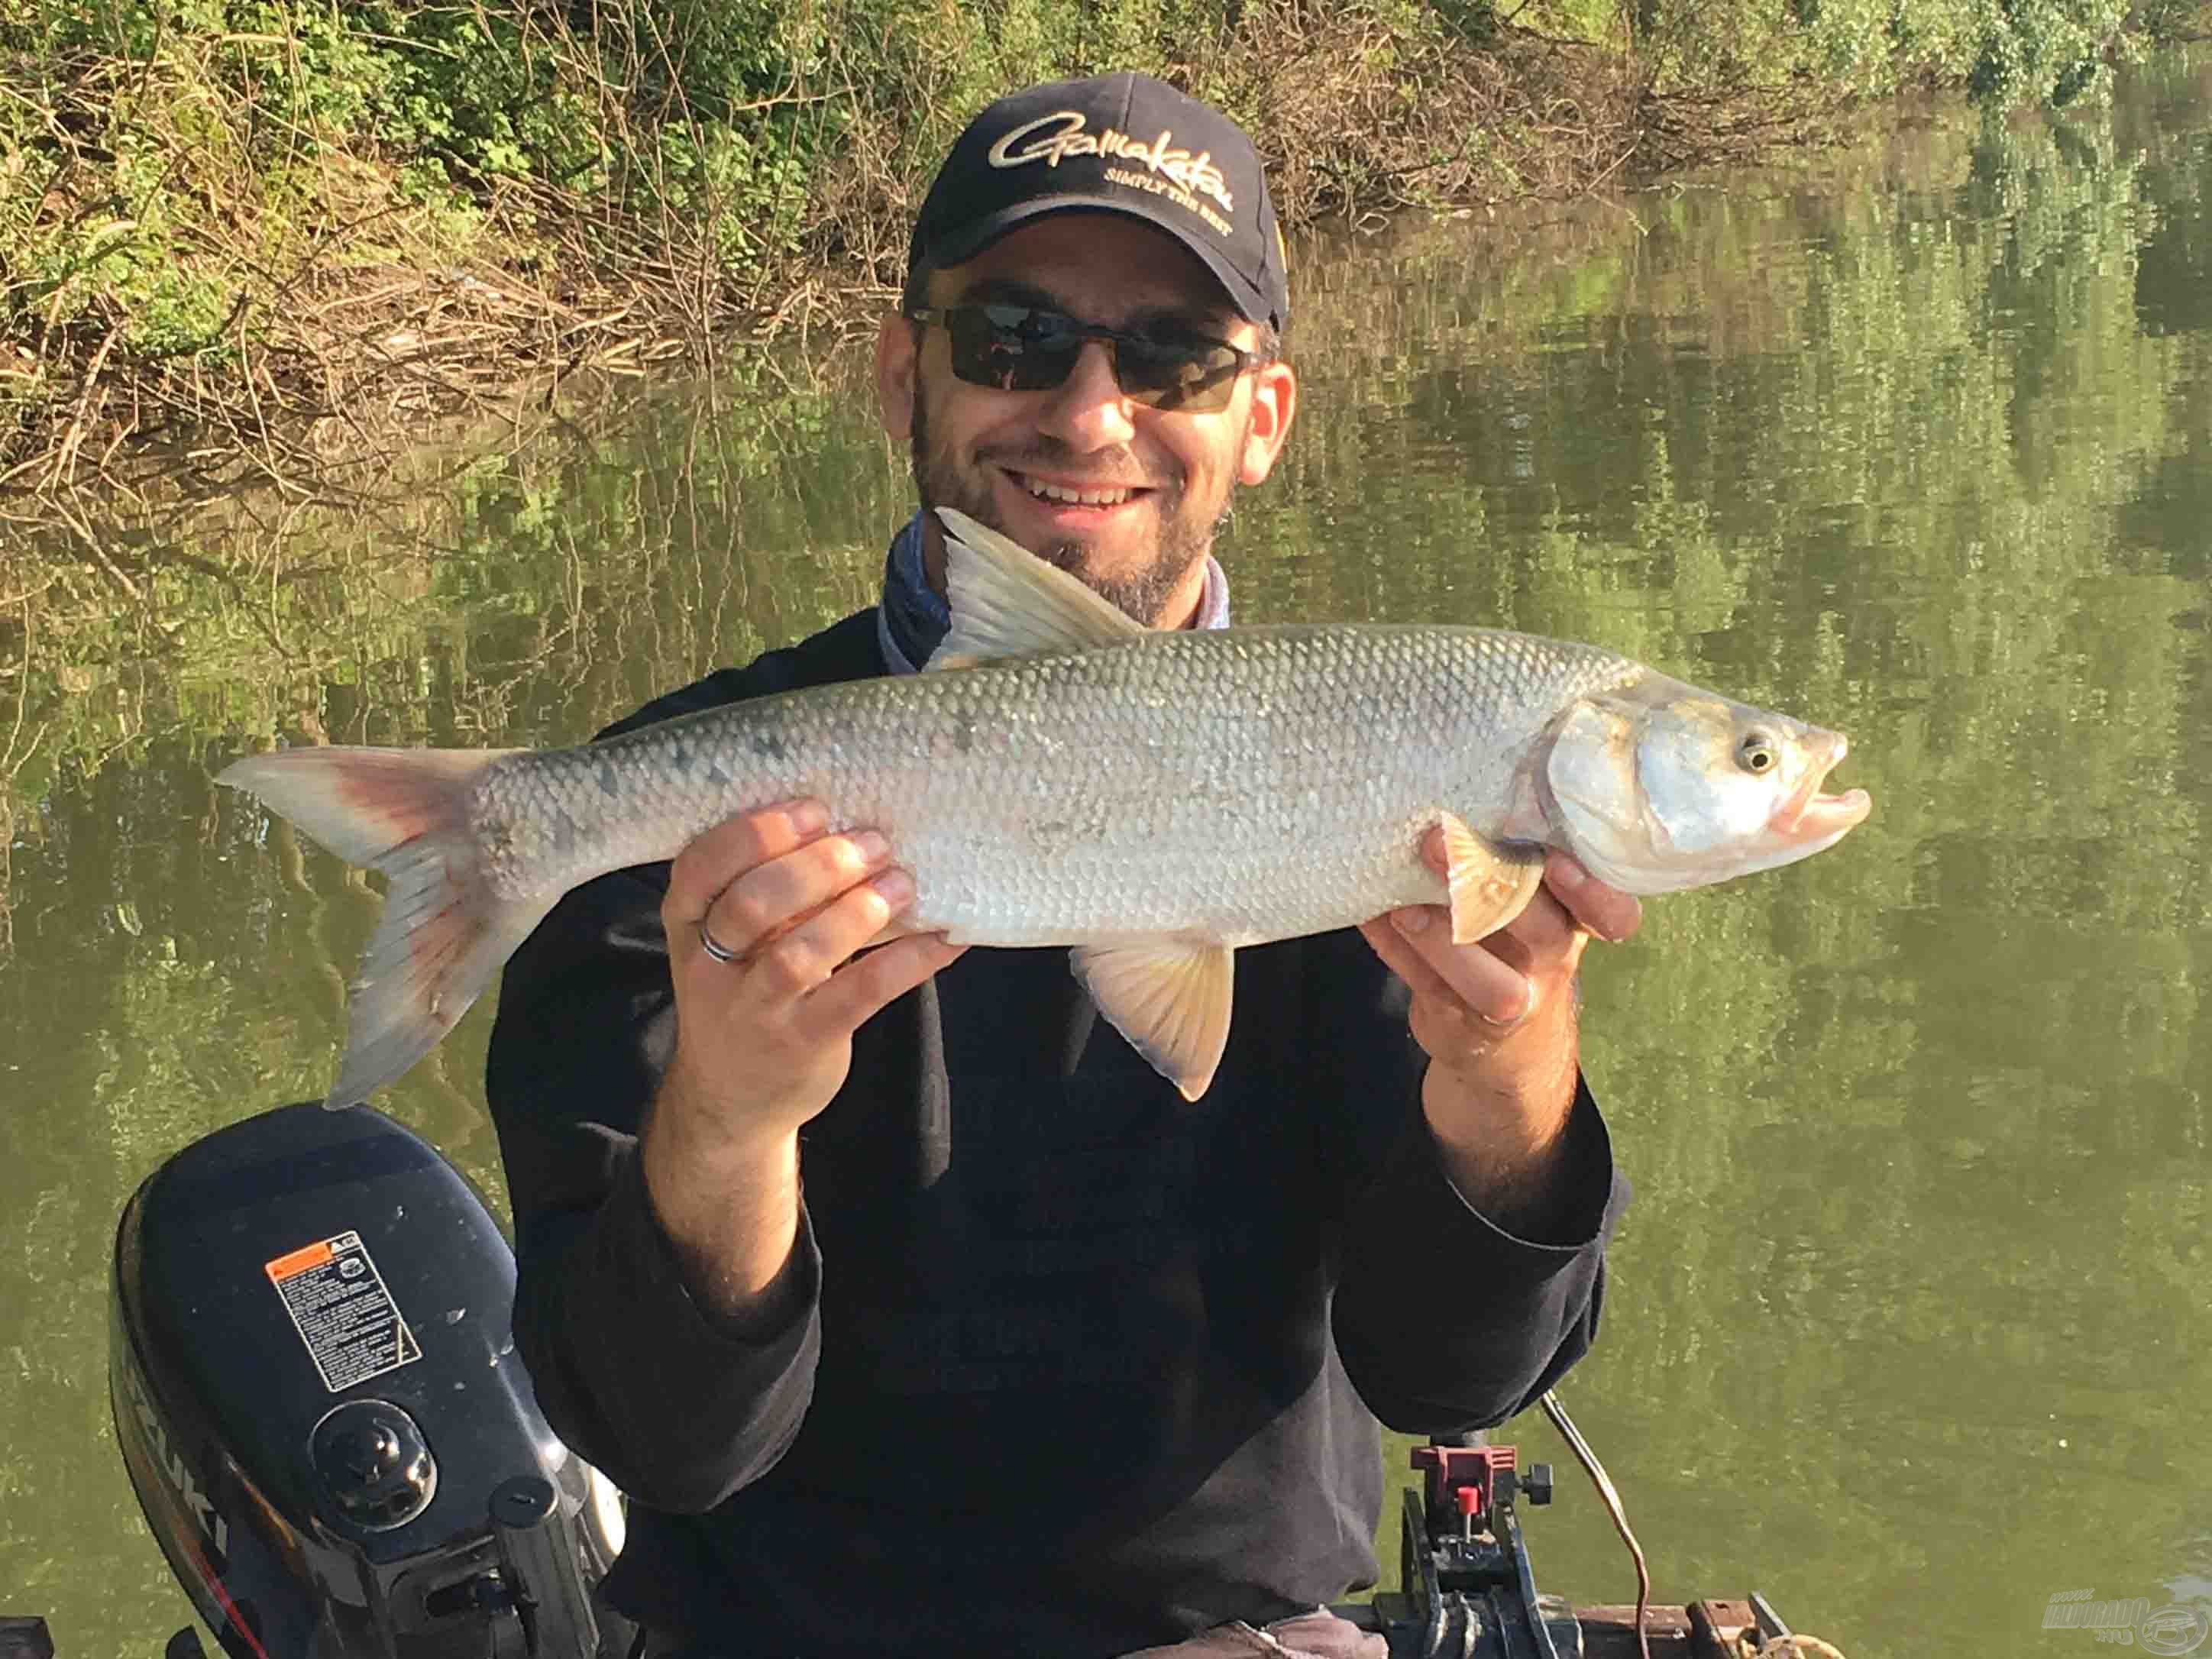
264, 1231, 421, 1393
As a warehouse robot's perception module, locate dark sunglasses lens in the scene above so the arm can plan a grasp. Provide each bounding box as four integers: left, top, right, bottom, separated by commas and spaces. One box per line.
947, 307, 1079, 392
1115, 338, 1243, 412
939, 306, 1245, 410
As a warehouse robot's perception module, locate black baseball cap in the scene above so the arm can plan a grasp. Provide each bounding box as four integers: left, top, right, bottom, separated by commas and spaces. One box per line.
905, 73, 1289, 332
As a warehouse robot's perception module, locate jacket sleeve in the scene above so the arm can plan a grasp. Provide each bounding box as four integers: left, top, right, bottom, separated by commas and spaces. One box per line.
484, 858, 824, 1513
1310, 933, 1630, 1434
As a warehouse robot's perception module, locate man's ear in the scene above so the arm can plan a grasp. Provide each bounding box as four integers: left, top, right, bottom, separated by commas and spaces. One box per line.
1238, 359, 1297, 486
877, 312, 919, 441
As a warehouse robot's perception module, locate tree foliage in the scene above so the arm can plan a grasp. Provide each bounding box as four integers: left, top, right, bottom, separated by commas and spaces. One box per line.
0, 0, 2197, 489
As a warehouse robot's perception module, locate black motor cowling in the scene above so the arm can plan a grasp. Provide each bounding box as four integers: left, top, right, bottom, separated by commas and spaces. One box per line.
111, 1101, 623, 1658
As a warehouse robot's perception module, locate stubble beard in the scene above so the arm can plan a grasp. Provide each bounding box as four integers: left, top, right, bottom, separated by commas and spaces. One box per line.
910, 395, 1235, 626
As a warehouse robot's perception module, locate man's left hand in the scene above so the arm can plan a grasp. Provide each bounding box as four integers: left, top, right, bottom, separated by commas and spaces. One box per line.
1357, 836, 1641, 1233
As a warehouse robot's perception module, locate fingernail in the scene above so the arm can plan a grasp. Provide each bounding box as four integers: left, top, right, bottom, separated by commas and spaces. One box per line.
790, 800, 828, 835
1483, 985, 1533, 1028
872, 867, 915, 906
852, 830, 890, 864
1393, 907, 1432, 936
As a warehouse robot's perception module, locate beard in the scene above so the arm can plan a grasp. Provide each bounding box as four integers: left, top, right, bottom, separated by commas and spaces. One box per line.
909, 394, 1234, 626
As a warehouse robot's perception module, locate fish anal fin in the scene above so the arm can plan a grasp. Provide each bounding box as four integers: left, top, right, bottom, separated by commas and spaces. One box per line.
1070, 937, 1234, 1102
927, 506, 1147, 668
1438, 810, 1547, 945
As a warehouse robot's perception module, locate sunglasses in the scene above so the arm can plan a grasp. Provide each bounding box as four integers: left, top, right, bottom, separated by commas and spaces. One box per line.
907, 302, 1260, 413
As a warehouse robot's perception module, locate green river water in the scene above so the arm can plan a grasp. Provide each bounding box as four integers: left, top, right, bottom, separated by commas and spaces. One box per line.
3, 52, 2208, 1658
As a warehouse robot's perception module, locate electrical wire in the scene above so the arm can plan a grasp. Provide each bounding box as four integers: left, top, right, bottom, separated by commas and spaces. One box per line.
1538, 1389, 1650, 1659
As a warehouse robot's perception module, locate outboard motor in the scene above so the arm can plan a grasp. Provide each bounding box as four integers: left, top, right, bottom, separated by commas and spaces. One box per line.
110, 1102, 626, 1658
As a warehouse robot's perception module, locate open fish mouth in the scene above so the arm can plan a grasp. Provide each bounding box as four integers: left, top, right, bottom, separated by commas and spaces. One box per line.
1771, 733, 1872, 840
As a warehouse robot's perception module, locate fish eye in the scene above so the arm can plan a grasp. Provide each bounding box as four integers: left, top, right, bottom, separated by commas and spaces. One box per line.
1738, 732, 1778, 775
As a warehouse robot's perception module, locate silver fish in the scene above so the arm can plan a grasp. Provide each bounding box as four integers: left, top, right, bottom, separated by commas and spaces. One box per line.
219, 508, 1871, 1106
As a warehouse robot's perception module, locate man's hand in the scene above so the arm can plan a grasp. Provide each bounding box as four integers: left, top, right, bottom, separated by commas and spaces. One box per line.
1358, 836, 1640, 1237
642, 799, 965, 1324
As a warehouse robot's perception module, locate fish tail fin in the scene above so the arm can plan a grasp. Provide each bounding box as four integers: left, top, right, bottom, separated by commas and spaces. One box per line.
218, 745, 542, 1108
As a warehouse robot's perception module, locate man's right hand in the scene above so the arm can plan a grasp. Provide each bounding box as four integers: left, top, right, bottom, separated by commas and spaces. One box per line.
640, 798, 966, 1324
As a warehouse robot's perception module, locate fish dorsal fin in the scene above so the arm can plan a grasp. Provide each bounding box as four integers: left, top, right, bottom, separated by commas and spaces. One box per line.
1438, 810, 1547, 944
927, 506, 1146, 668
1070, 936, 1235, 1102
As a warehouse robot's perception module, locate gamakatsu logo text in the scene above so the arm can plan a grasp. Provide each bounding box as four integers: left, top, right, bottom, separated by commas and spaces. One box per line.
988, 112, 1235, 238
2045, 1589, 2210, 1654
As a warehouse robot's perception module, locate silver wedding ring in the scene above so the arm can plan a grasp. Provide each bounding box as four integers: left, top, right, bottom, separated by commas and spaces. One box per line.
697, 920, 741, 965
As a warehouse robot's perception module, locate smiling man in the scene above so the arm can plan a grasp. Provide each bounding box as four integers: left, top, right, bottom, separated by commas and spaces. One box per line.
890, 209, 1286, 632
487, 73, 1636, 1659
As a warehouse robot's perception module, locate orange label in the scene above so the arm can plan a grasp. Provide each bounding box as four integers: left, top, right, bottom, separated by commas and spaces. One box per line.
264, 1239, 335, 1282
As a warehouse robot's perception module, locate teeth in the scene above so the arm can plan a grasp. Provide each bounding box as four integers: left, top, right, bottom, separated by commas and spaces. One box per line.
1024, 477, 1135, 506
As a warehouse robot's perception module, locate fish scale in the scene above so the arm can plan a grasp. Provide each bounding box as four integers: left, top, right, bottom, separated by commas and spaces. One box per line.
472, 624, 1643, 949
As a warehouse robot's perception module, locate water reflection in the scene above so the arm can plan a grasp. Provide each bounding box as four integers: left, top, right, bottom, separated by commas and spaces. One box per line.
3, 50, 2209, 1657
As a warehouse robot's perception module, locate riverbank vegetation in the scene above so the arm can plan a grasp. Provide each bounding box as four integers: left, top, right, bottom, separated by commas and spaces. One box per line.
0, 0, 2201, 525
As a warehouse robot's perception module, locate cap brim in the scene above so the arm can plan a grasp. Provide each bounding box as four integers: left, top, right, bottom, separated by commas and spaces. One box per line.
924, 196, 1273, 325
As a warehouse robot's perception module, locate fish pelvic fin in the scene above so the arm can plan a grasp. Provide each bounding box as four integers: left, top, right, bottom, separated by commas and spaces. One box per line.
218, 746, 543, 1108
929, 506, 1146, 667
1438, 810, 1547, 945
1070, 936, 1235, 1102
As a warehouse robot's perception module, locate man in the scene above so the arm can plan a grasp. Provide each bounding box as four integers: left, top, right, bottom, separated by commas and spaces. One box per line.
487, 72, 1637, 1659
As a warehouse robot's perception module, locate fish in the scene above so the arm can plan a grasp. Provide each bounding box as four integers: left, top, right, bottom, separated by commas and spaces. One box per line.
219, 506, 1871, 1108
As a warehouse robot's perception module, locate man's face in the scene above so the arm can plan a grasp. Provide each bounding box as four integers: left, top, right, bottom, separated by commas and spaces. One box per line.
876, 214, 1297, 627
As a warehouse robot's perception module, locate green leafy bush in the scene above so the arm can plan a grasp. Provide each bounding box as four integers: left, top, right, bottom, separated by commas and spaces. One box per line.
0, 0, 2194, 489
1634, 0, 2136, 105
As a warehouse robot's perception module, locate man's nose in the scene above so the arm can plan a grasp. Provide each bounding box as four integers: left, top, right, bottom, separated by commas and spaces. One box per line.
1034, 340, 1136, 451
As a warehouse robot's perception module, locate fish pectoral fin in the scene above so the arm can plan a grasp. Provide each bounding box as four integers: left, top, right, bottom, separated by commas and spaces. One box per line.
1070, 937, 1235, 1102
927, 506, 1147, 668
1438, 810, 1547, 945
